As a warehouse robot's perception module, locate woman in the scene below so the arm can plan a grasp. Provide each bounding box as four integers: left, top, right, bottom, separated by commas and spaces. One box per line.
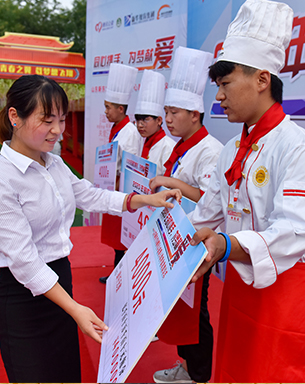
0, 74, 181, 382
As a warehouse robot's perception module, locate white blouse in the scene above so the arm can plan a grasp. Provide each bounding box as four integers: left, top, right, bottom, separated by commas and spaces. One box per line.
0, 141, 126, 296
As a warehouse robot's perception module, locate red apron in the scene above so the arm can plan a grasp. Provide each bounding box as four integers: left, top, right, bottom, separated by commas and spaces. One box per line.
157, 276, 203, 345
101, 117, 130, 251
215, 262, 305, 382
101, 214, 126, 251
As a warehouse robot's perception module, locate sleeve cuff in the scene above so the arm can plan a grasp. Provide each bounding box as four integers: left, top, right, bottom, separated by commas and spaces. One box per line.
108, 191, 127, 216
24, 263, 59, 296
231, 230, 278, 288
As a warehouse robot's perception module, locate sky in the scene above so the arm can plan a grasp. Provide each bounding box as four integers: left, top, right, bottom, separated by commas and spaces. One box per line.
58, 0, 74, 9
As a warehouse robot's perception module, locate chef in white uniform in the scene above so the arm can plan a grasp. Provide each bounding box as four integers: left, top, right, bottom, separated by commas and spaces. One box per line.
189, 0, 305, 382
152, 46, 223, 384
135, 69, 175, 176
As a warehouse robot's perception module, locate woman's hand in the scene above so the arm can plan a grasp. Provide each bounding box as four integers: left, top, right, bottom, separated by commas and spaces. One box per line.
123, 188, 182, 211
147, 188, 182, 209
71, 303, 108, 344
44, 282, 108, 344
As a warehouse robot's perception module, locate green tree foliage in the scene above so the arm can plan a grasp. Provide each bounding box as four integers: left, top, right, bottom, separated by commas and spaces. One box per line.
0, 78, 84, 108
61, 82, 85, 100
62, 0, 86, 56
0, 0, 86, 56
0, 79, 14, 109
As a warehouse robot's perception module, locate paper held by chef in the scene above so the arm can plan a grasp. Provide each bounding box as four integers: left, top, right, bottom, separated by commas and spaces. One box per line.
97, 199, 208, 383
93, 141, 118, 191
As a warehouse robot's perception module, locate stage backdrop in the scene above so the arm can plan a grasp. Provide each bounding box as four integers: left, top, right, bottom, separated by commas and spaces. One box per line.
187, 0, 305, 145
84, 0, 187, 180
84, 0, 305, 225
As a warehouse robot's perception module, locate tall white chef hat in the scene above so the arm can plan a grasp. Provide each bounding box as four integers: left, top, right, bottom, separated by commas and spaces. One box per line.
105, 63, 138, 105
134, 69, 165, 117
217, 0, 293, 76
164, 46, 213, 113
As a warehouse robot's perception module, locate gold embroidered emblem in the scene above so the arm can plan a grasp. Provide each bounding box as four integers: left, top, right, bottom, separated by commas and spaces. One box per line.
253, 166, 269, 187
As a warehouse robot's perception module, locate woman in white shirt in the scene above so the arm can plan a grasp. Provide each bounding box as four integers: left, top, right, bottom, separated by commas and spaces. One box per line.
0, 74, 181, 382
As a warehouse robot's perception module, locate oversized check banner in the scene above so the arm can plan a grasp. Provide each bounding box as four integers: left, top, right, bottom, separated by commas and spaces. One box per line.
98, 199, 207, 383
121, 168, 155, 248
121, 168, 197, 248
94, 141, 118, 191
120, 150, 157, 191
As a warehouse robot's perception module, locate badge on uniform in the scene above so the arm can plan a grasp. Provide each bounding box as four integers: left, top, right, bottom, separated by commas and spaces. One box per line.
253, 166, 269, 188
226, 207, 242, 234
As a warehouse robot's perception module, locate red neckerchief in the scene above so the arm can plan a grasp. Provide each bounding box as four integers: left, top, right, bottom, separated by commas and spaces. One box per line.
163, 126, 209, 177
109, 116, 130, 143
225, 103, 286, 186
141, 128, 166, 159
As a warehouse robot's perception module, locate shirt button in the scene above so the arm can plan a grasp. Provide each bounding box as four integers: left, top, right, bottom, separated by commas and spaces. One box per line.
64, 246, 69, 252
60, 228, 64, 233
243, 208, 251, 214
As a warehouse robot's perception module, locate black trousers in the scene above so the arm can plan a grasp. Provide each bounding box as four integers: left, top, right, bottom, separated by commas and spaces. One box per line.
177, 268, 213, 382
114, 249, 125, 267
0, 257, 81, 382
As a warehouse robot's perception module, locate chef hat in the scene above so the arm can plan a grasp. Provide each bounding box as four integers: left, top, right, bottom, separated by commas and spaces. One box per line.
217, 0, 293, 76
105, 63, 138, 105
134, 69, 165, 117
164, 46, 213, 113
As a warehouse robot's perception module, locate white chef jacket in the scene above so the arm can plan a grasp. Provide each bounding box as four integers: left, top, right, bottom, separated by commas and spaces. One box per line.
146, 135, 176, 176
0, 141, 126, 296
171, 134, 223, 192
190, 116, 305, 288
114, 121, 143, 174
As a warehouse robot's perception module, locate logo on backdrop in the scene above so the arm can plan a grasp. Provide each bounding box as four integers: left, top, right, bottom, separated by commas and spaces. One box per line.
124, 15, 131, 26
157, 4, 173, 19
95, 20, 114, 32
124, 10, 155, 26
95, 22, 103, 32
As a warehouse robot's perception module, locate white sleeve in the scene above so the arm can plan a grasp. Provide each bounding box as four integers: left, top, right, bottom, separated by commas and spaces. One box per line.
66, 166, 126, 215
0, 179, 58, 296
189, 162, 225, 231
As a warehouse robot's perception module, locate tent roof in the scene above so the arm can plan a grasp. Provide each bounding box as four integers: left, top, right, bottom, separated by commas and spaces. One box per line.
0, 32, 85, 84
0, 32, 74, 51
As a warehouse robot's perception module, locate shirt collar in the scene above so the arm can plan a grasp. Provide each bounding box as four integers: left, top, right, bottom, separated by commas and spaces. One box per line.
1, 141, 54, 173
247, 124, 256, 135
